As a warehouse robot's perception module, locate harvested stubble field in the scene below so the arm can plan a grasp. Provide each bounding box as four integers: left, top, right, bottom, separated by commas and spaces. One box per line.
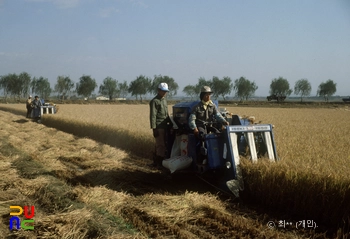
0, 102, 349, 238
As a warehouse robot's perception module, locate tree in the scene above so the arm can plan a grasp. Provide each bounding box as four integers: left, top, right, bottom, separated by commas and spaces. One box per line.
269, 77, 292, 97
76, 75, 97, 99
0, 73, 27, 100
128, 75, 151, 101
118, 81, 129, 99
18, 72, 32, 98
31, 77, 52, 100
211, 76, 233, 100
54, 76, 74, 100
0, 74, 12, 99
0, 72, 31, 100
7, 73, 21, 99
150, 75, 179, 98
317, 79, 337, 102
294, 78, 311, 102
183, 85, 197, 100
99, 77, 117, 100
0, 76, 4, 96
233, 76, 258, 101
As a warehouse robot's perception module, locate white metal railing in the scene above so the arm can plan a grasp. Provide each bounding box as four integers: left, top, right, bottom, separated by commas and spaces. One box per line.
228, 125, 277, 162
40, 105, 56, 115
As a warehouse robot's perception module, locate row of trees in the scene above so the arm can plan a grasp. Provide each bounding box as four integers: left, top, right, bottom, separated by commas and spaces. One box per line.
267, 77, 337, 102
54, 75, 130, 100
0, 72, 179, 101
0, 72, 338, 102
128, 75, 178, 101
182, 76, 337, 102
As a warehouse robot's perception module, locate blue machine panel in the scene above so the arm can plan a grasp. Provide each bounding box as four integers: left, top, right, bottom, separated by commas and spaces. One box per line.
206, 134, 222, 169
172, 101, 199, 130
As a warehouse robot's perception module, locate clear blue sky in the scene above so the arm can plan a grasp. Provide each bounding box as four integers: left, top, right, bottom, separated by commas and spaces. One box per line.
1, 0, 349, 97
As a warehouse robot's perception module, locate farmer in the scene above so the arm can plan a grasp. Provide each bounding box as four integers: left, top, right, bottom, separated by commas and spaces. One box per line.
189, 86, 229, 162
31, 95, 42, 120
26, 95, 33, 118
189, 86, 229, 137
149, 82, 173, 168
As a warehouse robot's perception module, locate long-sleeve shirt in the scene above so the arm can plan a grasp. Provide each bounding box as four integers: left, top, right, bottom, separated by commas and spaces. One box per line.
32, 99, 42, 117
26, 99, 32, 108
32, 99, 42, 108
189, 100, 226, 130
149, 94, 171, 129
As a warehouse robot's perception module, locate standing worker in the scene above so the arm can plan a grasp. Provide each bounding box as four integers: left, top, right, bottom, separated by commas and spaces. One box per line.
26, 95, 33, 118
32, 95, 42, 121
149, 83, 173, 168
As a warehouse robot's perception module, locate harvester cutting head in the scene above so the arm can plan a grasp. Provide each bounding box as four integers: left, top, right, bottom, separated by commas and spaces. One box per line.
223, 115, 278, 196
168, 101, 279, 197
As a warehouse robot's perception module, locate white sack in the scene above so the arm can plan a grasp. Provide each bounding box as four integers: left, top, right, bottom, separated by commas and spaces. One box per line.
170, 136, 181, 157
162, 155, 193, 173
170, 134, 189, 157
180, 135, 188, 156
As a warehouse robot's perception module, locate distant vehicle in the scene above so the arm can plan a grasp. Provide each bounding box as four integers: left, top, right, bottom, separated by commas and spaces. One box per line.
267, 94, 286, 102
342, 97, 350, 103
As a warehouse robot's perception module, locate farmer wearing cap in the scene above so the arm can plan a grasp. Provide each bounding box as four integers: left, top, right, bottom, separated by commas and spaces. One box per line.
189, 86, 229, 137
189, 86, 229, 163
26, 95, 33, 118
149, 83, 173, 168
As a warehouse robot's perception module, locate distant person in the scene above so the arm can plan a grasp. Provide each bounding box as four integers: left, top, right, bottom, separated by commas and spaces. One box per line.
26, 95, 33, 118
149, 83, 173, 168
31, 95, 42, 120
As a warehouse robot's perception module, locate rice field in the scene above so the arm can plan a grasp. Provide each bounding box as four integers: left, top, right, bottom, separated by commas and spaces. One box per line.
2, 103, 350, 183
1, 102, 350, 237
44, 103, 350, 177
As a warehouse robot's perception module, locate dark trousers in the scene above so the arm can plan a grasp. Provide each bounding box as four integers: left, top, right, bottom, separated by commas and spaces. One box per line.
155, 128, 166, 158
26, 107, 32, 118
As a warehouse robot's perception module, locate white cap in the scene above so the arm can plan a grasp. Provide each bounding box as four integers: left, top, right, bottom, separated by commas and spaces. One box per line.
158, 82, 169, 92
201, 86, 212, 93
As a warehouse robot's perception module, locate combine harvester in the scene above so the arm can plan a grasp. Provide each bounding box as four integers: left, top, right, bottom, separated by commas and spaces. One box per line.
31, 102, 58, 123
163, 101, 279, 197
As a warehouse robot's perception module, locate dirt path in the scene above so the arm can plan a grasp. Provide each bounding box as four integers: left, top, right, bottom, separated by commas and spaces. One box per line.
0, 110, 325, 238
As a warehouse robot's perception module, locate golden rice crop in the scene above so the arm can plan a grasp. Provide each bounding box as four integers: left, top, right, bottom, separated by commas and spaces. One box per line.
223, 105, 350, 227
225, 106, 350, 176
